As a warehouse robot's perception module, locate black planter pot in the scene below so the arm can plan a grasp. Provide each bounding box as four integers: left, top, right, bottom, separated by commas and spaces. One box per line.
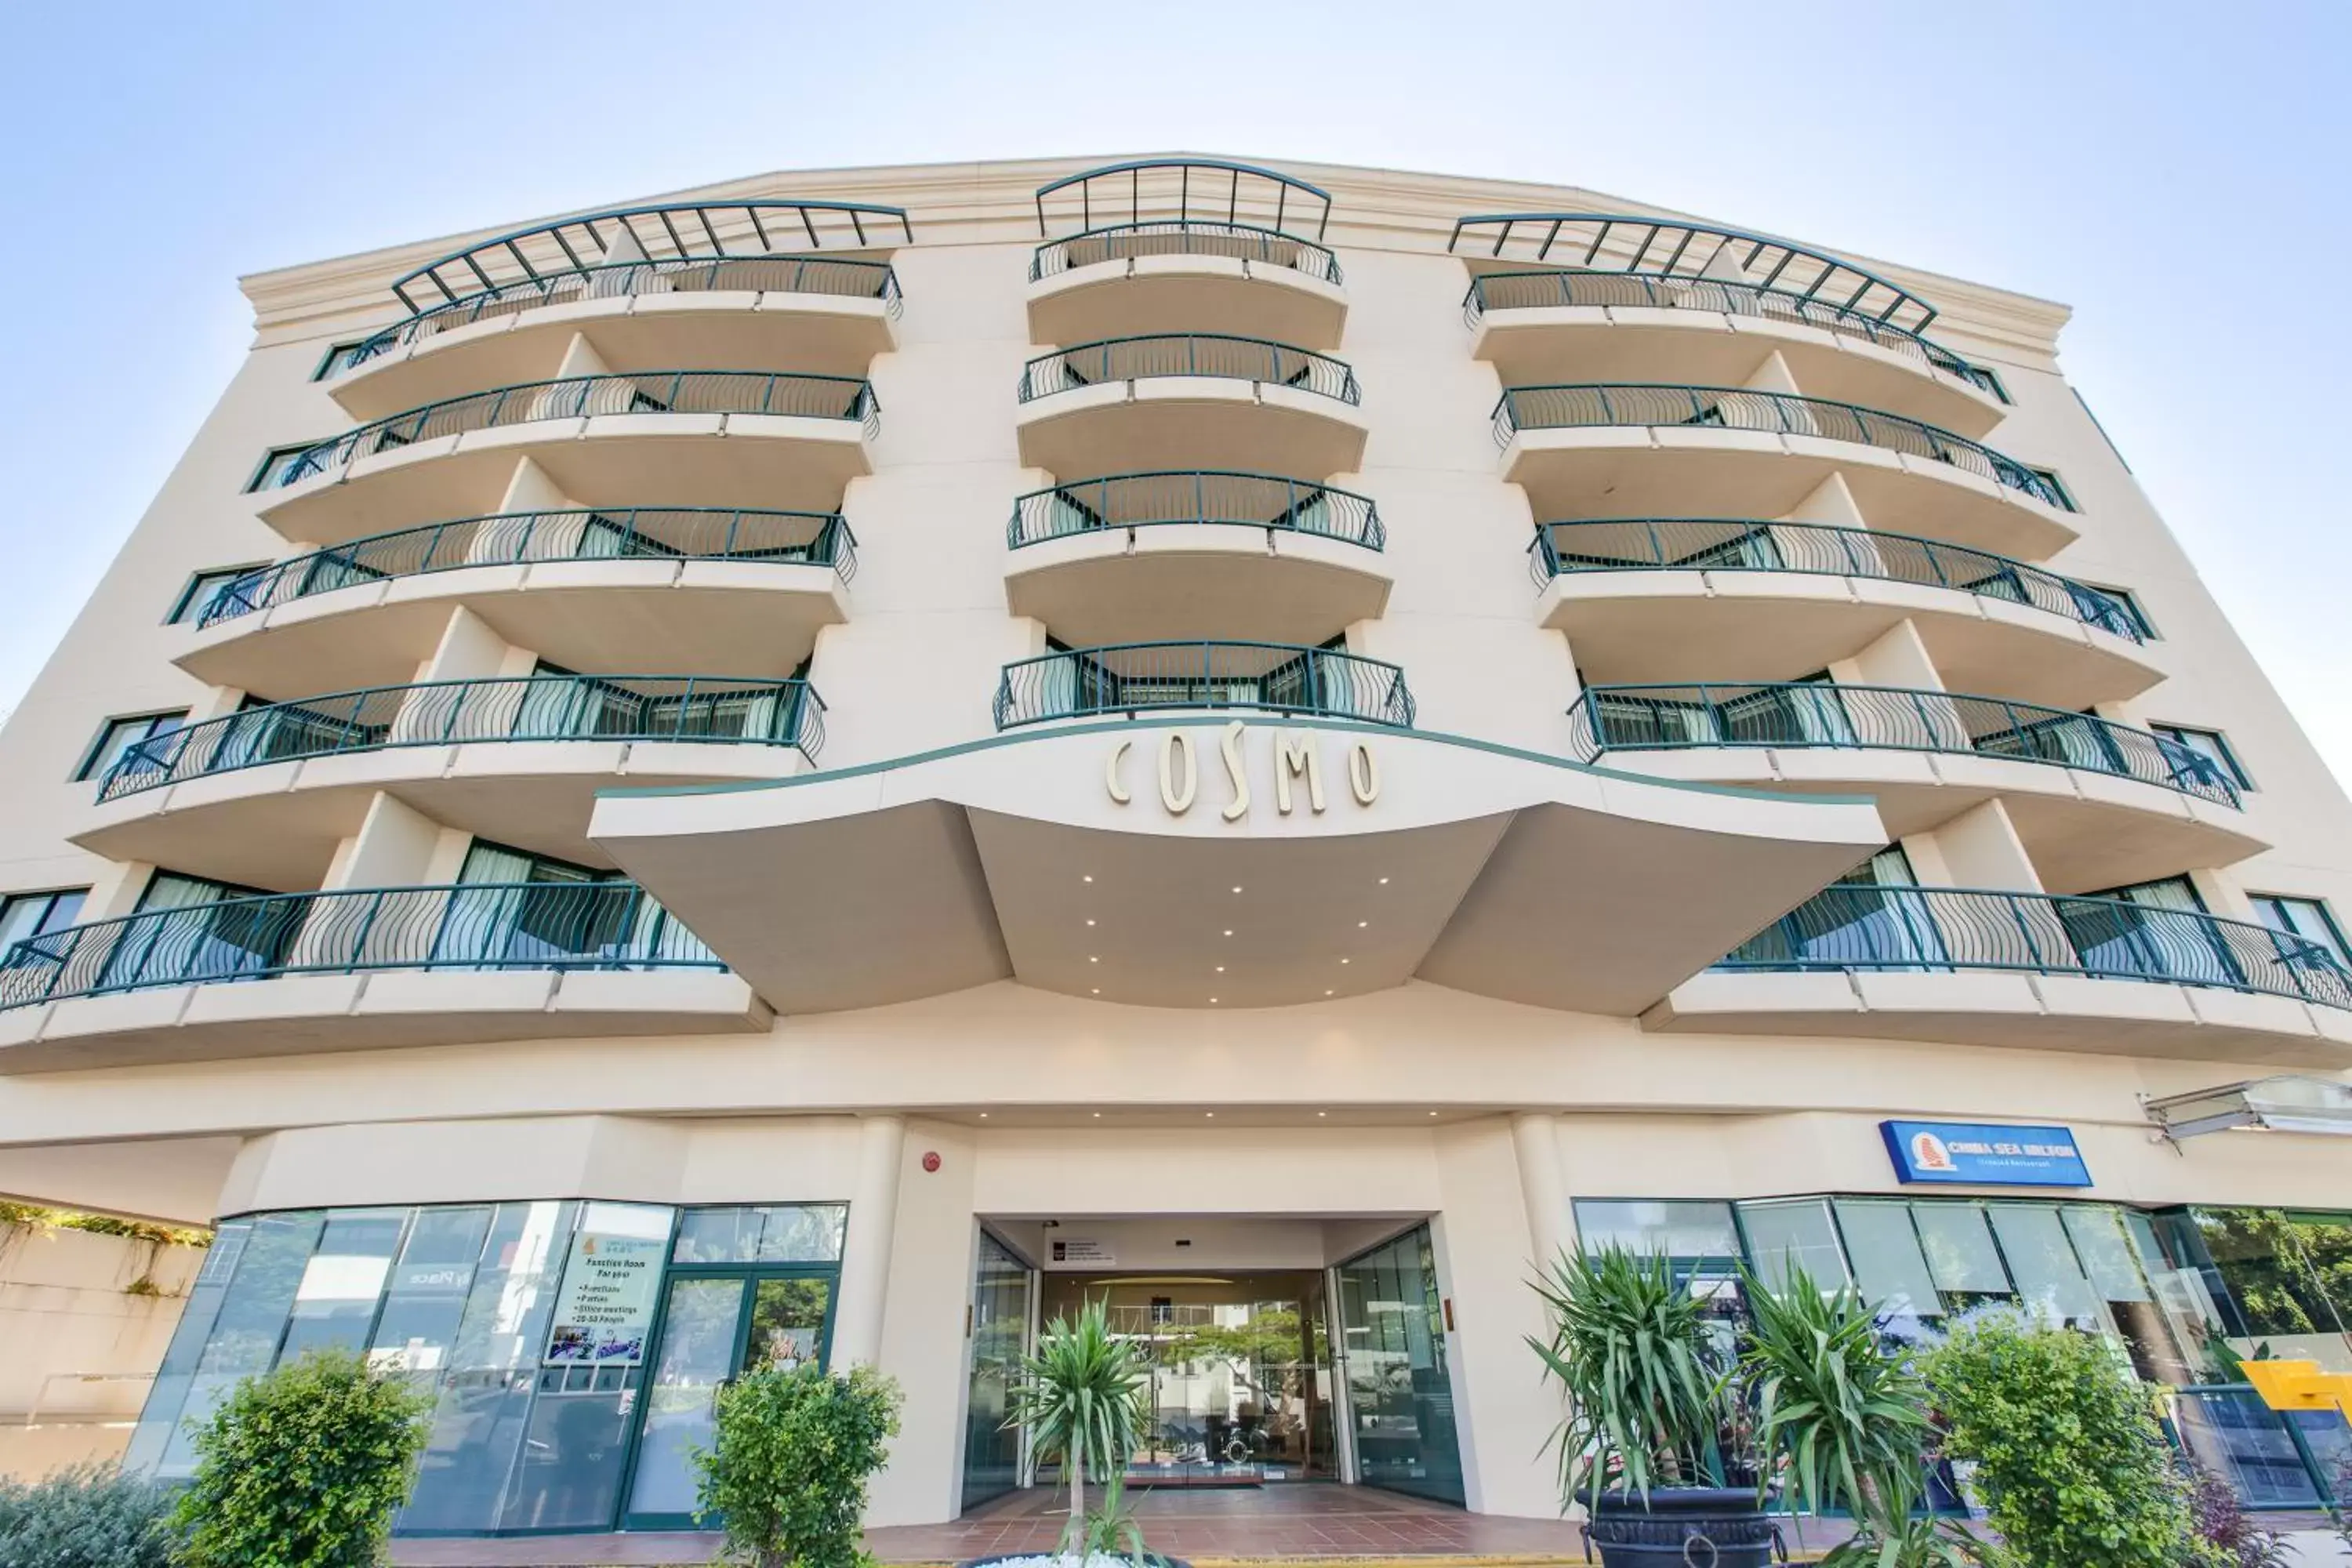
1579, 1487, 1776, 1568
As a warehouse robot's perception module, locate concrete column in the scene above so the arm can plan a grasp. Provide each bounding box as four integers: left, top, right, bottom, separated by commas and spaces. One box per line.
1832, 619, 1944, 690
1740, 350, 1802, 397
1510, 1112, 1570, 1275
833, 1113, 907, 1368
1925, 798, 2044, 892
323, 793, 446, 891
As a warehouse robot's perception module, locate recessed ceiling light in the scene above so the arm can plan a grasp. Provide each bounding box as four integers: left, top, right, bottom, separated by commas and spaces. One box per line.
1324, 989, 1334, 996
1428, 1111, 1439, 1117
1317, 1111, 1327, 1117
1223, 929, 1233, 937
1206, 1111, 1215, 1118
1232, 886, 1243, 894
978, 1112, 988, 1119
1341, 958, 1351, 965
1215, 965, 1225, 973
1378, 877, 1390, 885
1086, 918, 1096, 927
1357, 920, 1368, 928
1091, 988, 1100, 995
1209, 997, 1218, 1004
1092, 1112, 1102, 1118
1083, 874, 1093, 883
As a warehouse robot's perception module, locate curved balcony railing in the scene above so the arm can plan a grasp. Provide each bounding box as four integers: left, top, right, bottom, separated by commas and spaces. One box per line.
1031, 222, 1342, 285
1491, 384, 2061, 508
1018, 335, 1359, 405
277, 372, 880, 486
199, 508, 855, 628
1566, 681, 2238, 807
1530, 518, 2142, 642
1719, 885, 2352, 1011
0, 881, 719, 1011
994, 641, 1413, 729
1465, 270, 1994, 393
346, 256, 901, 370
100, 674, 825, 800
1007, 472, 1382, 550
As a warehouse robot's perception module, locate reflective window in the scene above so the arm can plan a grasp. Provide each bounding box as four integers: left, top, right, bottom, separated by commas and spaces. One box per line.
75, 712, 187, 782
672, 1203, 848, 1265
2151, 725, 2252, 790
0, 888, 87, 949
168, 567, 265, 625
1832, 1200, 1943, 1327
1737, 1199, 1848, 1292
2250, 895, 2350, 968
278, 1209, 407, 1361
1573, 1200, 1740, 1269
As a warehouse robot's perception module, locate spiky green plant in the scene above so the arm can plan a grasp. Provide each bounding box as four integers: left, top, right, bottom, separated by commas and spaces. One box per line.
1529, 1246, 1730, 1507
1006, 1300, 1151, 1560
1738, 1264, 1930, 1517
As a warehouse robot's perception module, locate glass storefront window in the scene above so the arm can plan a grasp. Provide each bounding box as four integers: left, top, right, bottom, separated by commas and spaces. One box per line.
1737, 1200, 1849, 1293
962, 1230, 1031, 1511
1911, 1201, 2009, 1305
1832, 1200, 1944, 1331
671, 1203, 847, 1264
130, 1195, 850, 1541
1574, 1200, 1740, 1269
1987, 1205, 2104, 1326
278, 1208, 408, 1361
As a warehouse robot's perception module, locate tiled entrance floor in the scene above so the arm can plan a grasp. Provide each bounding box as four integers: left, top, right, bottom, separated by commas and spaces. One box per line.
871, 1484, 1596, 1561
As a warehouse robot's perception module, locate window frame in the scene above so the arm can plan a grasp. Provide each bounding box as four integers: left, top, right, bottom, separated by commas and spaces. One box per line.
245, 442, 327, 494
1973, 366, 2012, 405
310, 341, 372, 381
2026, 466, 2078, 513
2075, 582, 2158, 640
0, 887, 91, 950
166, 564, 269, 626
74, 710, 191, 782
2248, 895, 2352, 969
2150, 723, 2252, 791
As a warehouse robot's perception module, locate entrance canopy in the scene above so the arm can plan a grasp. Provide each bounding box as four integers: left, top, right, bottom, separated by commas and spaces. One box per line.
589, 718, 1884, 1015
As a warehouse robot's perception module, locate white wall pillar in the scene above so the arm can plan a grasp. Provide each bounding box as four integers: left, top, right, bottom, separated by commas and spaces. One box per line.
1924, 798, 2044, 892
833, 1113, 907, 1368
323, 793, 448, 892
1511, 1111, 1570, 1273
1831, 619, 1944, 690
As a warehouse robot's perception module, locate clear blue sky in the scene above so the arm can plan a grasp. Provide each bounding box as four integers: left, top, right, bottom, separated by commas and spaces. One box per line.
4, 2, 2347, 778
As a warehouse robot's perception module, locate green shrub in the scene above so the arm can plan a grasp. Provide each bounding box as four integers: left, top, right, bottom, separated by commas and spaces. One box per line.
0, 1461, 179, 1568
172, 1347, 431, 1568
695, 1361, 902, 1568
1919, 1309, 2201, 1567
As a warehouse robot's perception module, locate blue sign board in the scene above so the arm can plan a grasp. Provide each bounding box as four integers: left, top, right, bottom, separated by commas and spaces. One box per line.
1880, 1120, 2092, 1188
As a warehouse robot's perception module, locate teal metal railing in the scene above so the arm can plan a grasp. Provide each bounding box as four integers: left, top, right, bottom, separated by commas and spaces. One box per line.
0, 881, 720, 1010
1718, 886, 2352, 1011
1018, 335, 1359, 404
198, 508, 855, 627
100, 674, 824, 800
1031, 221, 1341, 285
345, 255, 900, 369
1531, 519, 2142, 641
1465, 270, 1995, 392
1007, 472, 1381, 549
1566, 681, 2237, 806
995, 641, 1413, 728
1492, 384, 2061, 508
276, 371, 879, 485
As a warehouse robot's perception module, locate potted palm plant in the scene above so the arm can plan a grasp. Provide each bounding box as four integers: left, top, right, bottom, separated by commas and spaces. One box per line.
1002, 1299, 1171, 1567
1530, 1247, 1773, 1566
1738, 1263, 1982, 1566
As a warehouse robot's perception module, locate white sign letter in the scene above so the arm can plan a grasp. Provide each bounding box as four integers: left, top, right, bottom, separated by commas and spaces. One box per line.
1105, 738, 1132, 804
1276, 731, 1326, 815
1159, 731, 1198, 814
1220, 721, 1250, 822
1348, 742, 1380, 805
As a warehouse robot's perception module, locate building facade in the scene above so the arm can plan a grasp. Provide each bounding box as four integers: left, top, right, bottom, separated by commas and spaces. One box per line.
2, 154, 2351, 1530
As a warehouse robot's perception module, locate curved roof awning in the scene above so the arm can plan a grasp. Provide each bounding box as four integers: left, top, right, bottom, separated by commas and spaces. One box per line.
391, 199, 915, 314
1036, 159, 1332, 241
588, 717, 1885, 1015
1448, 212, 1936, 332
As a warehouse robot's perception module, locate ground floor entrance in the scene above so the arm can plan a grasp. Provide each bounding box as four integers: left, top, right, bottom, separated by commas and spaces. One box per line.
960, 1217, 1468, 1514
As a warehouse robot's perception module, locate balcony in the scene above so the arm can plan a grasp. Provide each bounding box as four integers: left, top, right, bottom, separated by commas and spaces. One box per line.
1568, 681, 2264, 892
1495, 384, 2074, 559
1465, 270, 2002, 437
1014, 336, 1367, 479
1534, 518, 2163, 706
329, 199, 908, 420
994, 641, 1414, 731
177, 508, 853, 699
1645, 887, 2352, 1067
75, 674, 823, 891
260, 372, 877, 546
1028, 158, 1345, 350
1004, 473, 1389, 645
586, 718, 1889, 1014
0, 882, 768, 1072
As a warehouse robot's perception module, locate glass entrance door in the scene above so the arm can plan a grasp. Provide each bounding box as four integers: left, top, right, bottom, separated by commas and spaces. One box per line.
1334, 1225, 1465, 1504
622, 1272, 834, 1527
961, 1230, 1035, 1512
